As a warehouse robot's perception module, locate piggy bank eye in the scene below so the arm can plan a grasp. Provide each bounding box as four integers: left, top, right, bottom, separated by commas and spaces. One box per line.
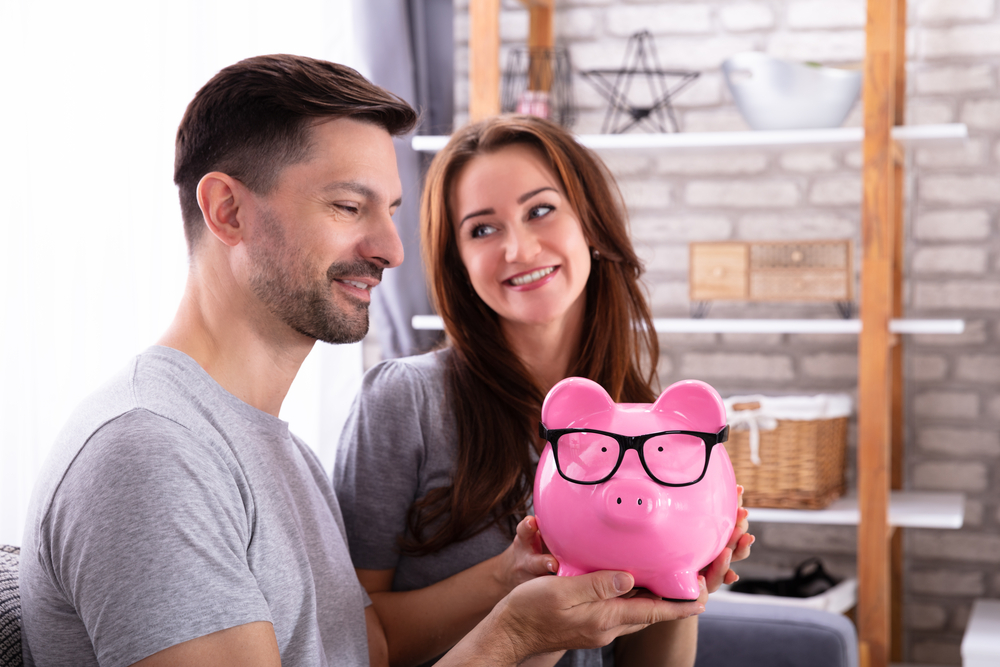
642, 434, 708, 485
556, 431, 620, 483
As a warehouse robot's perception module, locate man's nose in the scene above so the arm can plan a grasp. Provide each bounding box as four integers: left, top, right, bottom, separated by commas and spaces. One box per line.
366, 208, 405, 269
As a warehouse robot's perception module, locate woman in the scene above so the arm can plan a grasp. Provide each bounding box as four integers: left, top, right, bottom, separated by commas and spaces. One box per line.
334, 115, 753, 667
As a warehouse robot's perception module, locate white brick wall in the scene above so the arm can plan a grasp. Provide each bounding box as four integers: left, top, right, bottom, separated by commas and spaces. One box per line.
920, 174, 1000, 204
915, 65, 994, 95
907, 602, 949, 630
766, 30, 866, 62
911, 570, 986, 596
913, 462, 989, 492
919, 25, 1000, 58
913, 395, 981, 421
686, 180, 801, 207
913, 209, 991, 240
719, 3, 774, 32
605, 5, 712, 37
737, 212, 856, 239
917, 427, 1000, 456
917, 0, 996, 24
779, 150, 838, 172
912, 246, 988, 274
786, 0, 866, 30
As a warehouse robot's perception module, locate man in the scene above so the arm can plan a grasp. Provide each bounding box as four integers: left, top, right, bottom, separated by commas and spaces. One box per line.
20, 55, 720, 666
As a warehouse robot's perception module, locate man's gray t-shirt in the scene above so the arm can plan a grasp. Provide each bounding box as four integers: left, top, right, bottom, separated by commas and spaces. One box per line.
20, 346, 370, 667
334, 348, 604, 667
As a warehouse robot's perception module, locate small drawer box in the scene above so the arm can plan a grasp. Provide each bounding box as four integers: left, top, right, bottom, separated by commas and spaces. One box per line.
690, 240, 853, 303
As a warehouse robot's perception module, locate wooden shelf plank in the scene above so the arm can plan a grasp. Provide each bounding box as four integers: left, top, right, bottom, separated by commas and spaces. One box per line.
746, 492, 965, 529
411, 124, 967, 153
411, 315, 965, 335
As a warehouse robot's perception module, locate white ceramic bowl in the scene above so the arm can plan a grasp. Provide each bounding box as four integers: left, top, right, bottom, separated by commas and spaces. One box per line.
722, 52, 862, 131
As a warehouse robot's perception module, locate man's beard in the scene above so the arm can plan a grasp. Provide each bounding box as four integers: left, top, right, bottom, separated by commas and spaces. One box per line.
247, 208, 383, 345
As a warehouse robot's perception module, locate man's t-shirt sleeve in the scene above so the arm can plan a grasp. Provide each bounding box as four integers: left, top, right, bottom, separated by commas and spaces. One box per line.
41, 409, 272, 667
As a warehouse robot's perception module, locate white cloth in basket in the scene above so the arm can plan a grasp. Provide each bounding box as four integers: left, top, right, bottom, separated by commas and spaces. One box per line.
724, 394, 853, 465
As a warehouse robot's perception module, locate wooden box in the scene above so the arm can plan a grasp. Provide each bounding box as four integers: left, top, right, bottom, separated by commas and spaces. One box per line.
690, 240, 853, 303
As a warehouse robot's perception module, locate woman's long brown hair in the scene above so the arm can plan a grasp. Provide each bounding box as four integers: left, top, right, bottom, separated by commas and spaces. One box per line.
402, 116, 659, 555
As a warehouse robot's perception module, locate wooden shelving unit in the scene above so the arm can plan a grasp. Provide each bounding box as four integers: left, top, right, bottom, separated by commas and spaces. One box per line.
462, 2, 959, 666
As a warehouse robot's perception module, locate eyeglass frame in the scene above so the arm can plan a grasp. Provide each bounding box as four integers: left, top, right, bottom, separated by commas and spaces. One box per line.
538, 422, 730, 487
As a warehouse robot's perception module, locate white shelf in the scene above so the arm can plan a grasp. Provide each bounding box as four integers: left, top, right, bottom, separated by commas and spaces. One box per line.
746, 491, 965, 529
411, 123, 967, 153
411, 315, 965, 335
962, 599, 1000, 667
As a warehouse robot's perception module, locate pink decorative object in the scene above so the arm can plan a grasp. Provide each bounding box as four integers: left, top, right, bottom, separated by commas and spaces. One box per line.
534, 377, 738, 601
516, 90, 551, 119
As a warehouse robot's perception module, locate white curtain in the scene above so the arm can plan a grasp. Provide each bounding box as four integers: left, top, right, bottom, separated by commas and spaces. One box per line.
0, 0, 372, 546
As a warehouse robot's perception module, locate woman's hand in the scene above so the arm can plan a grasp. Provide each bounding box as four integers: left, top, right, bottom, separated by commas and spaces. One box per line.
493, 516, 558, 594
701, 485, 755, 594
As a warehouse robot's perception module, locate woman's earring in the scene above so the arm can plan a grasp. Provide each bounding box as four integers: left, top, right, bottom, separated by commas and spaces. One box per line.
591, 247, 601, 261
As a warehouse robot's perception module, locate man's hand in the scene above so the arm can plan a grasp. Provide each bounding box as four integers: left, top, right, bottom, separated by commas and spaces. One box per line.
702, 485, 755, 593
439, 570, 706, 666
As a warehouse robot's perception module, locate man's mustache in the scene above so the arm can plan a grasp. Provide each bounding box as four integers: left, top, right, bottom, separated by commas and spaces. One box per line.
326, 260, 384, 284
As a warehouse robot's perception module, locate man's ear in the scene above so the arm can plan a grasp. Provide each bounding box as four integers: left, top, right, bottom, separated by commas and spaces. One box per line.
196, 172, 246, 248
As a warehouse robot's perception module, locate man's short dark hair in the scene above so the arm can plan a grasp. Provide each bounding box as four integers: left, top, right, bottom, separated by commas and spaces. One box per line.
174, 54, 418, 252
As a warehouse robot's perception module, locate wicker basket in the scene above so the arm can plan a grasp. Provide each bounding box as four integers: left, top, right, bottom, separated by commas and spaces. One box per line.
725, 401, 848, 509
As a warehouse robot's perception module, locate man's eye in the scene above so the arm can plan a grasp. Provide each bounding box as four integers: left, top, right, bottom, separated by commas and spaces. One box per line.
529, 204, 554, 219
471, 223, 498, 239
335, 203, 360, 215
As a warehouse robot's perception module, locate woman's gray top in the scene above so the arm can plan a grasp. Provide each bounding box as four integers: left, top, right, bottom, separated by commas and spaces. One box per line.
334, 348, 605, 667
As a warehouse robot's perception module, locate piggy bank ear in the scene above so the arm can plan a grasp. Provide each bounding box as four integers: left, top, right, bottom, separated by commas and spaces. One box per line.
652, 380, 727, 432
541, 377, 615, 428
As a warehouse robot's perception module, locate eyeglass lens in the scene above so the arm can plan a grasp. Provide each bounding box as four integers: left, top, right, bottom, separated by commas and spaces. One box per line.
557, 431, 620, 482
642, 434, 707, 484
555, 431, 708, 484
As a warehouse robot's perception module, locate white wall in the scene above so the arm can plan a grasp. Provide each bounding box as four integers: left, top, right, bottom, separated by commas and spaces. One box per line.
0, 0, 368, 546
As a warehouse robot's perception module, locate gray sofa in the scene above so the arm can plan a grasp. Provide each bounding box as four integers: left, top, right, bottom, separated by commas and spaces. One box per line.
0, 545, 20, 667
696, 600, 859, 667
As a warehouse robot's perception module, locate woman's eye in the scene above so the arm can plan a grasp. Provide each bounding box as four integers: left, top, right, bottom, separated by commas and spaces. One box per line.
470, 223, 498, 239
528, 204, 554, 219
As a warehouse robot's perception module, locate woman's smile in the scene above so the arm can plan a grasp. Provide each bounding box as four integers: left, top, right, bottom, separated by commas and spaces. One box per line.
506, 266, 558, 289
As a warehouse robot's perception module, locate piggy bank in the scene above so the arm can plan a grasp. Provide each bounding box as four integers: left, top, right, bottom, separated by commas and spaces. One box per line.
533, 377, 737, 601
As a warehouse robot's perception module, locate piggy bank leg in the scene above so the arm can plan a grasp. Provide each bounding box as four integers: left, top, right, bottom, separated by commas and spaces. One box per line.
646, 570, 701, 602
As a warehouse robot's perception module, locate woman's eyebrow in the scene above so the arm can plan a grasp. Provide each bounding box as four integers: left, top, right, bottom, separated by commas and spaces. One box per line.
459, 207, 494, 227
518, 186, 557, 204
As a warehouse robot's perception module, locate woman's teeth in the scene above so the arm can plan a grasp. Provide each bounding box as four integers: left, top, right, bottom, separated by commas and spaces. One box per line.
509, 267, 554, 286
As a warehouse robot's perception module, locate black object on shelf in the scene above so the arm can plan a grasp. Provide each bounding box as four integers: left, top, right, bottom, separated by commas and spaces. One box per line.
501, 46, 576, 128
730, 558, 840, 599
581, 30, 699, 134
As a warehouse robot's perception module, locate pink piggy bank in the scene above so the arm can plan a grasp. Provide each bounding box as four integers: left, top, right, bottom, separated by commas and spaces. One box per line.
533, 377, 737, 601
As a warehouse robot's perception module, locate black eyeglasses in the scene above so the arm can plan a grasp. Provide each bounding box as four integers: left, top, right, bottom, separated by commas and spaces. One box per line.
538, 422, 729, 487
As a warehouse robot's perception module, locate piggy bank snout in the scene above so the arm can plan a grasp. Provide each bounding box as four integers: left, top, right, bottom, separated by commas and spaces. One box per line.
600, 476, 666, 528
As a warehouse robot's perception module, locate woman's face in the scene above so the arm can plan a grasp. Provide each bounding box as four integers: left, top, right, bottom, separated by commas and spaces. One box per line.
451, 143, 591, 331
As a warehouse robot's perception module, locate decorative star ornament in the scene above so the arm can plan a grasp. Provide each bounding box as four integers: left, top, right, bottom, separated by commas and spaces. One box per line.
582, 30, 700, 134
